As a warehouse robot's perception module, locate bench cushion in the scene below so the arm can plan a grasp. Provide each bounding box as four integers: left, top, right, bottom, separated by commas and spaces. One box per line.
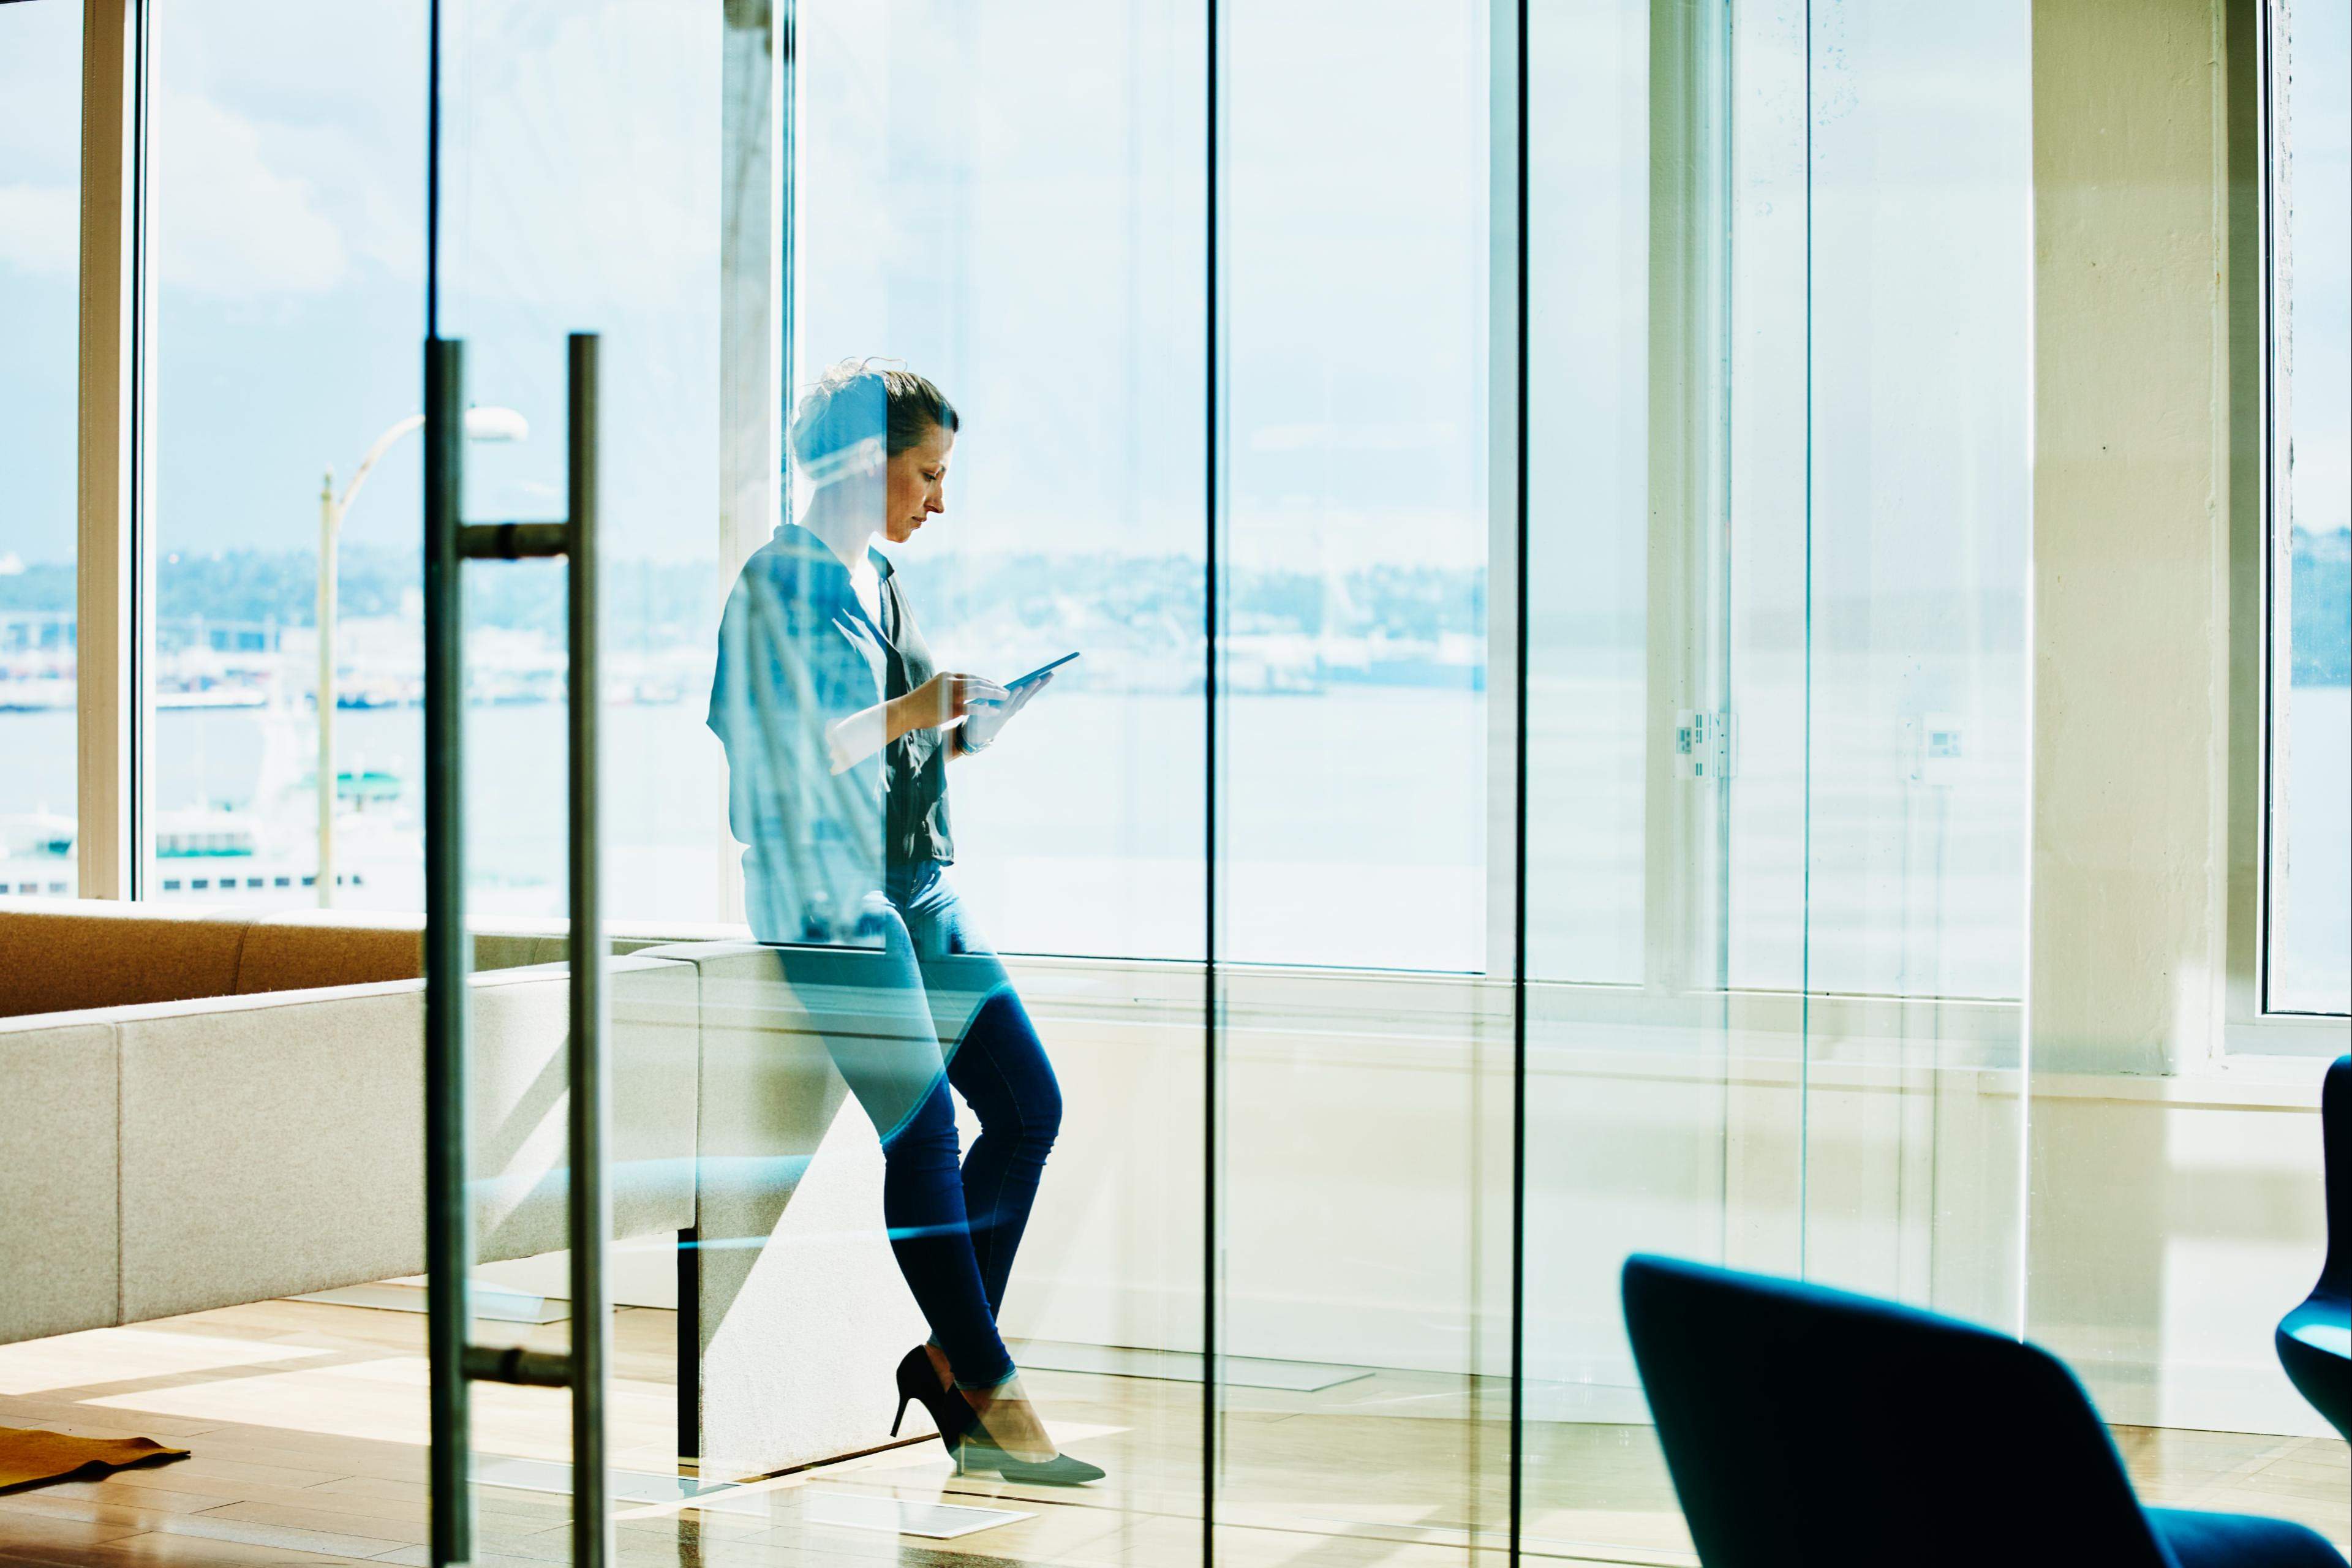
112, 959, 698, 1324
0, 899, 588, 1022
118, 982, 429, 1319
233, 911, 579, 995
0, 900, 247, 1019
234, 911, 427, 995
0, 1017, 119, 1340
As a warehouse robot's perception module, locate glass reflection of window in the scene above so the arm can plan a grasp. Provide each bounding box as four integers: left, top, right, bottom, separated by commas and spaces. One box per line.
1731, 2, 2032, 1003
2267, 0, 2352, 1017
1219, 0, 1491, 973
794, 0, 1209, 963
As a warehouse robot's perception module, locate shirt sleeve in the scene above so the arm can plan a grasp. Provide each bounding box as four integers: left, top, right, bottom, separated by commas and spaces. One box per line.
707, 548, 889, 941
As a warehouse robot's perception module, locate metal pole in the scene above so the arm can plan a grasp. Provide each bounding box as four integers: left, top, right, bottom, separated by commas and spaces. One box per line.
1201, 0, 1219, 1556
318, 471, 336, 907
675, 1227, 700, 1467
1509, 3, 1530, 1561
424, 334, 476, 1568
564, 332, 611, 1568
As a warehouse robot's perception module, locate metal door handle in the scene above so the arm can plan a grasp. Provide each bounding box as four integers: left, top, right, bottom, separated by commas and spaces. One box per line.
423, 333, 609, 1568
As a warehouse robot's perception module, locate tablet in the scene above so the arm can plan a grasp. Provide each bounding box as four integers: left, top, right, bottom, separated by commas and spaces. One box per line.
1002, 651, 1080, 693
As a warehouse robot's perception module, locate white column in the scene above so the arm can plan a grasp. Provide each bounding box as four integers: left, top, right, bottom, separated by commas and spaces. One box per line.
2029, 0, 2234, 1076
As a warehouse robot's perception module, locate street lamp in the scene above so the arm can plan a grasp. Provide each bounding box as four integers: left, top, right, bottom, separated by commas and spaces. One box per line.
318, 405, 526, 906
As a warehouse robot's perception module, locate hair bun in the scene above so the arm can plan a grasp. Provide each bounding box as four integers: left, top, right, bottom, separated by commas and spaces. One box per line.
789, 359, 960, 482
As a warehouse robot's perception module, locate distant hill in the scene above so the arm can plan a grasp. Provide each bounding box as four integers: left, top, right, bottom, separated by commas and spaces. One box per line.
3, 529, 2343, 683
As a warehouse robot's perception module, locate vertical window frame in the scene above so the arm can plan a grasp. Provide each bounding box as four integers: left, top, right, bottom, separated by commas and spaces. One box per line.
2226, 0, 2352, 1054
75, 0, 151, 903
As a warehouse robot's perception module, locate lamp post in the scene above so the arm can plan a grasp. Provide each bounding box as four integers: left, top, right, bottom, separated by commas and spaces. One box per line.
318, 405, 526, 905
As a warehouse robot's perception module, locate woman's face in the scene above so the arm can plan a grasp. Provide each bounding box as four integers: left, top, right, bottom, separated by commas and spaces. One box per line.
883, 424, 954, 545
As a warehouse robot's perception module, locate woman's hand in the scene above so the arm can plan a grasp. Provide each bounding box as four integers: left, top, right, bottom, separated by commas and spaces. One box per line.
892, 671, 1008, 738
960, 672, 1051, 753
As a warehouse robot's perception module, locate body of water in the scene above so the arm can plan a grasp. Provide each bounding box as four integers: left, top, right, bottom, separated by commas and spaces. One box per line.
4, 685, 2343, 1006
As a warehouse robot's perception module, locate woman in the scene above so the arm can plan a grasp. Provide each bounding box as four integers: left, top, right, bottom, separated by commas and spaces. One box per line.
707, 359, 1098, 1486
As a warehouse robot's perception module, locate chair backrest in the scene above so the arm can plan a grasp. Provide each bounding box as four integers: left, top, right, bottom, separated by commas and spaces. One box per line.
1621, 1254, 2171, 1568
2321, 1056, 2350, 1298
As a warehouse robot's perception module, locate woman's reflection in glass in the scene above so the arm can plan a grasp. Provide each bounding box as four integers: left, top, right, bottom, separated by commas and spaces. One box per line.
707, 360, 1099, 1483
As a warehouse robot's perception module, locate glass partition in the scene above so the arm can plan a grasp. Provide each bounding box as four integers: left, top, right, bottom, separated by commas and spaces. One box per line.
695, 4, 1213, 1566
428, 1, 721, 1561
1790, 0, 2032, 1321
25, 0, 2347, 1561
1521, 1, 1730, 1560
404, 3, 2038, 1565
1518, 2, 2033, 1562
794, 0, 1210, 965
432, 0, 724, 929
1212, 0, 1506, 1559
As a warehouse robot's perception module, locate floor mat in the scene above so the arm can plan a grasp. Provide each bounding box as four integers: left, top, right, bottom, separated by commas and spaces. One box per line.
0, 1425, 189, 1492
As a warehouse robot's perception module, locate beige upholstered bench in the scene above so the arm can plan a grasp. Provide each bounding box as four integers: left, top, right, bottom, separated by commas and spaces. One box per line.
0, 899, 696, 1346
0, 901, 920, 1478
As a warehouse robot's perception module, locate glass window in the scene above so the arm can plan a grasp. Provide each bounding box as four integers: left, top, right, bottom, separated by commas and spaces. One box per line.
147, 1, 426, 909
1728, 5, 2033, 1005
1215, 0, 1501, 1545
0, 0, 83, 900
1525, 0, 1649, 989
1523, 3, 2035, 1558
1218, 0, 1491, 973
1786, 0, 2032, 1321
2268, 0, 2351, 1016
431, 0, 723, 929
1525, 2, 1700, 1555
794, 0, 1208, 960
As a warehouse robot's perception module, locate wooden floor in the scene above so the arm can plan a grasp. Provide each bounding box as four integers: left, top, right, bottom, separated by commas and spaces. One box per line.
0, 1301, 2343, 1568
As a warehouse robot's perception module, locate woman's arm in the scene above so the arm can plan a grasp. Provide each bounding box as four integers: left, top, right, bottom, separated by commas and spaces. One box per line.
826, 671, 1008, 773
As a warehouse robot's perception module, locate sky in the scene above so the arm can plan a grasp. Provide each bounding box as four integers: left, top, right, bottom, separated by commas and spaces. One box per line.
0, 0, 86, 570
0, 0, 2258, 626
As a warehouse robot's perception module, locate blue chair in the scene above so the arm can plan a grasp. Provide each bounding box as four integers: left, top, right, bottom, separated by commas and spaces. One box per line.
2278, 1055, 2351, 1441
1622, 1253, 2348, 1568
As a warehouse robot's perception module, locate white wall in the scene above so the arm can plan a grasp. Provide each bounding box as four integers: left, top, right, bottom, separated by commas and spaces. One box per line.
2029, 1068, 2337, 1438
467, 952, 2330, 1439
989, 961, 2332, 1437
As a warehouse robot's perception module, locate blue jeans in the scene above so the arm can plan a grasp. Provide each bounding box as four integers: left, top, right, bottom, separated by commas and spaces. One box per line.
772, 862, 1058, 1391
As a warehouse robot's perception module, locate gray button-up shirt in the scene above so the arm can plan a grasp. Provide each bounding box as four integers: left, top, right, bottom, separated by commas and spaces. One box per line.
707, 525, 953, 946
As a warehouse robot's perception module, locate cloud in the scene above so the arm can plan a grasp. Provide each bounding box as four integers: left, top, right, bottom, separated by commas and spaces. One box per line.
433, 0, 719, 316
0, 185, 77, 277
150, 89, 350, 298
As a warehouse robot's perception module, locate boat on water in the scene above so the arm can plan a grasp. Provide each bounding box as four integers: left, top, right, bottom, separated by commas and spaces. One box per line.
0, 677, 75, 713
3, 704, 415, 902
0, 811, 77, 895
1, 806, 383, 899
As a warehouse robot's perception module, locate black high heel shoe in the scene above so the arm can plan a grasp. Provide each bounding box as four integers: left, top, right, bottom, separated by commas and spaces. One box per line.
952, 1415, 1107, 1487
890, 1346, 975, 1452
